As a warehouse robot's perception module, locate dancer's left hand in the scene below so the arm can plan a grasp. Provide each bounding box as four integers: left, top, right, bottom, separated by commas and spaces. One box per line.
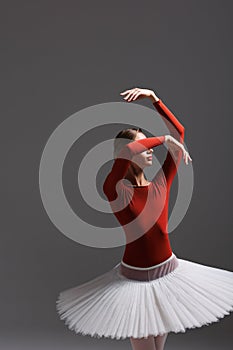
120, 87, 158, 103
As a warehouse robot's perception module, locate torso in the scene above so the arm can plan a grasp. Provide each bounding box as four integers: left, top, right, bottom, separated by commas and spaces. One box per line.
103, 98, 185, 268
109, 177, 172, 268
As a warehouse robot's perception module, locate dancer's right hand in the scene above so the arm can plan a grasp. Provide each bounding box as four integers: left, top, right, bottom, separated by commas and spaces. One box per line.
165, 135, 192, 165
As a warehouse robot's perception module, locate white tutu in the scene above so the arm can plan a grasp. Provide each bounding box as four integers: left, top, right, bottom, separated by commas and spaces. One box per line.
56, 254, 233, 340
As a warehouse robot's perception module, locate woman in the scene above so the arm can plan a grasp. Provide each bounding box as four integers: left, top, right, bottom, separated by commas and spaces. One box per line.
56, 87, 233, 350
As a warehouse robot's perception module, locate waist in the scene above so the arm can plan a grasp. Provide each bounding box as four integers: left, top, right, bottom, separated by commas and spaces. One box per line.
121, 252, 175, 270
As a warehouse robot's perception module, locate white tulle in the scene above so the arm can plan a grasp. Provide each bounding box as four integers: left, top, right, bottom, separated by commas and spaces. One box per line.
56, 257, 233, 340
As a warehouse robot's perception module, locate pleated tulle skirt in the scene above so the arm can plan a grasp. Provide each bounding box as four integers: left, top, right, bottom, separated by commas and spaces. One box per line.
56, 252, 233, 340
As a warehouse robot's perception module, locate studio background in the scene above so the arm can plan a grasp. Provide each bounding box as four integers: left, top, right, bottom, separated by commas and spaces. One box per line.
1, 0, 233, 349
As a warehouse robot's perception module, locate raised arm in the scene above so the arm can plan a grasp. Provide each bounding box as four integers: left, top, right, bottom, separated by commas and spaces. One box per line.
103, 135, 165, 201
104, 87, 188, 201
152, 98, 185, 190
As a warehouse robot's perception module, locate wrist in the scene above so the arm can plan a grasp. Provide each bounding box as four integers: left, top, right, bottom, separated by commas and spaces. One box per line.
149, 91, 159, 103
164, 135, 171, 142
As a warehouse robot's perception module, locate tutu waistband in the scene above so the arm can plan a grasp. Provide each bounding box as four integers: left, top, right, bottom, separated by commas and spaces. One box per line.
121, 252, 175, 270
119, 253, 179, 282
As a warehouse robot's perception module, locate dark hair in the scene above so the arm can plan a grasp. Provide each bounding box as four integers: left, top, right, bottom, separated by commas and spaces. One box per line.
113, 127, 148, 180
113, 128, 143, 159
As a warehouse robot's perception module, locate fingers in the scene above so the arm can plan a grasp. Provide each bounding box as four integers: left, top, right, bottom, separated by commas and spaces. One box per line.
120, 90, 132, 95
132, 91, 141, 101
124, 91, 136, 101
128, 91, 141, 101
122, 90, 140, 102
186, 151, 192, 163
183, 149, 193, 165
120, 88, 141, 100
120, 88, 139, 95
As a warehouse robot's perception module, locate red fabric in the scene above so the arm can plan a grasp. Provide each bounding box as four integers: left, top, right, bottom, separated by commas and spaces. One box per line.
103, 99, 185, 267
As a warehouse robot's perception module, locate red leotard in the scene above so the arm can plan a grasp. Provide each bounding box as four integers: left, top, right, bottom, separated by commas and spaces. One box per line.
103, 99, 185, 268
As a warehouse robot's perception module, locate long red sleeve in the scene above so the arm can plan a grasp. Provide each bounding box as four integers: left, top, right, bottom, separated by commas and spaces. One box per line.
103, 135, 165, 201
153, 99, 184, 139
103, 98, 185, 268
152, 99, 185, 191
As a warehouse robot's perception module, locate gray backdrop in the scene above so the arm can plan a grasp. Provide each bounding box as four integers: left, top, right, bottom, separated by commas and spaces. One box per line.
1, 0, 232, 349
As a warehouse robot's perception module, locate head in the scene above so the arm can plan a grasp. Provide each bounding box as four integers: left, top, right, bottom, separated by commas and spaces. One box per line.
113, 128, 153, 175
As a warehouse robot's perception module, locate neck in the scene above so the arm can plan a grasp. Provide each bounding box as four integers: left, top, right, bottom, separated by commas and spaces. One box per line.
124, 168, 148, 186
